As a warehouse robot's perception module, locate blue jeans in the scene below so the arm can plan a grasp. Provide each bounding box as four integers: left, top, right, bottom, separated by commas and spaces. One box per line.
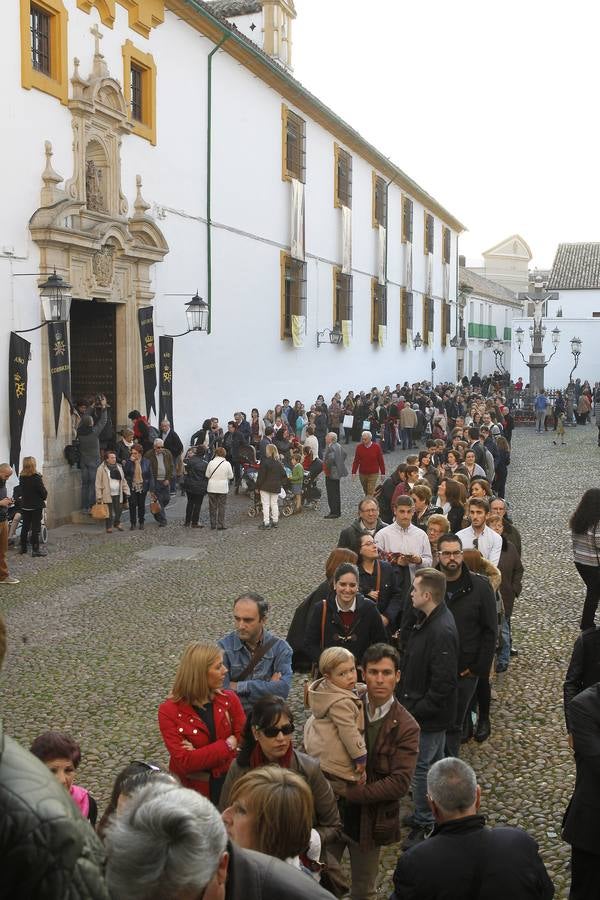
412, 730, 446, 827
497, 617, 511, 669
81, 461, 99, 511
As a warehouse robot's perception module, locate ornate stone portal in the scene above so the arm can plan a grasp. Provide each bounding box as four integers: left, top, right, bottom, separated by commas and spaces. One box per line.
29, 33, 168, 524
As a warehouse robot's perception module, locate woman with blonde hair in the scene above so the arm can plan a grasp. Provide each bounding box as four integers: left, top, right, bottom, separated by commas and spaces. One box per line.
255, 442, 289, 530
222, 766, 315, 868
19, 456, 48, 557
158, 641, 245, 803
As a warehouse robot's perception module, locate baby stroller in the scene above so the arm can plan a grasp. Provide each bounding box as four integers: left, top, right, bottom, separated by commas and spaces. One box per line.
247, 462, 295, 519
302, 458, 323, 509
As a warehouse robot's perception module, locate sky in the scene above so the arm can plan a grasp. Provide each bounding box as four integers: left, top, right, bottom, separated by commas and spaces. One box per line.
292, 0, 600, 270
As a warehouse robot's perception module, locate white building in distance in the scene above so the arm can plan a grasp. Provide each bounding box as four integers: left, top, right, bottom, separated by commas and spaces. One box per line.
3, 0, 465, 521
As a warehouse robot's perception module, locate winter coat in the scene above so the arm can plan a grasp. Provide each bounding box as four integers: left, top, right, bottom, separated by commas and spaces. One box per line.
158, 693, 245, 795
115, 439, 133, 466
305, 593, 388, 666
95, 461, 130, 504
563, 627, 600, 731
378, 473, 402, 524
226, 843, 335, 899
0, 727, 109, 899
447, 503, 465, 533
304, 678, 366, 781
358, 559, 409, 631
18, 473, 47, 510
161, 428, 184, 459
206, 457, 234, 494
123, 457, 154, 493
497, 535, 523, 619
77, 408, 107, 465
322, 442, 347, 480
563, 683, 600, 855
391, 815, 555, 900
398, 602, 459, 732
219, 749, 341, 852
337, 517, 386, 553
183, 454, 209, 495
286, 580, 331, 672
144, 448, 174, 481
344, 699, 419, 850
255, 458, 288, 494
399, 406, 417, 429
441, 564, 498, 677
503, 520, 522, 556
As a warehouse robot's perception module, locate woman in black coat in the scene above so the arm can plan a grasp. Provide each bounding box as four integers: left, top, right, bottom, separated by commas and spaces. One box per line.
356, 533, 410, 634
19, 456, 48, 557
182, 447, 209, 527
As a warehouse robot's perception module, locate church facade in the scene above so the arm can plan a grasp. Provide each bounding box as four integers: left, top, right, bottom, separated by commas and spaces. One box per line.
3, 0, 465, 522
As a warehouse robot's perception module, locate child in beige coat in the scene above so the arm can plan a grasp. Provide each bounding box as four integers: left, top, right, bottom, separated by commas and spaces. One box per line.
303, 647, 367, 783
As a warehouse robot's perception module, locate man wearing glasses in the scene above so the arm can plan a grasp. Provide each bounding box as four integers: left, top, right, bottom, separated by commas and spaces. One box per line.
436, 534, 497, 757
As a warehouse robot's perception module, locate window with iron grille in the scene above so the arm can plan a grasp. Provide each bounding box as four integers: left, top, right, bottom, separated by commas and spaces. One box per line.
441, 299, 451, 343
335, 145, 352, 208
334, 271, 353, 328
372, 281, 387, 340
424, 213, 435, 254
401, 289, 413, 344
281, 254, 307, 338
373, 174, 387, 228
423, 296, 434, 343
283, 108, 306, 182
31, 4, 51, 75
130, 63, 143, 122
443, 226, 451, 264
402, 196, 413, 243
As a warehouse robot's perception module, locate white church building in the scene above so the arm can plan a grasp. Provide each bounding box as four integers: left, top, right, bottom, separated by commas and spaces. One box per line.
3, 0, 466, 521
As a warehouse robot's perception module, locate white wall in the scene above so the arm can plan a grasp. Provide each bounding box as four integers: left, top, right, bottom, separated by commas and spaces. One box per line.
510, 317, 593, 389
547, 289, 600, 319
1, 1, 462, 460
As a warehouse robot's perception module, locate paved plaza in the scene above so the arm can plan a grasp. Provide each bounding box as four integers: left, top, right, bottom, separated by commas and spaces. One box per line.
1, 422, 597, 897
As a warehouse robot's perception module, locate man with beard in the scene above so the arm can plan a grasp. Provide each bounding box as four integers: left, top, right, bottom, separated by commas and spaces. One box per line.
436, 533, 497, 757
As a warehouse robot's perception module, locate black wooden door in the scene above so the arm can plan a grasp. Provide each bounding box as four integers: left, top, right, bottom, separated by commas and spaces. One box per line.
70, 300, 117, 421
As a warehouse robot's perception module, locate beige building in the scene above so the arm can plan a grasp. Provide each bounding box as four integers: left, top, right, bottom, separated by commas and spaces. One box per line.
470, 234, 532, 295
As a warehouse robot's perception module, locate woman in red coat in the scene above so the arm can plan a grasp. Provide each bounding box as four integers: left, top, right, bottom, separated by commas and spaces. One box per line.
158, 641, 245, 804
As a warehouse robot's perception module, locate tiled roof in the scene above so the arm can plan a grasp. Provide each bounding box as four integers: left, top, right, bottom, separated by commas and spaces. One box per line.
208, 1, 262, 15
547, 243, 600, 290
459, 267, 519, 304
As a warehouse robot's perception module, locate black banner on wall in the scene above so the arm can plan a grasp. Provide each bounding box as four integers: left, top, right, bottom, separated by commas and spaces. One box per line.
8, 332, 30, 470
158, 336, 174, 427
47, 321, 71, 435
137, 307, 157, 418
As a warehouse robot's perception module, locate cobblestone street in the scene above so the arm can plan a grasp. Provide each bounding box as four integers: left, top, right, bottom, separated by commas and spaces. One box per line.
1, 423, 596, 898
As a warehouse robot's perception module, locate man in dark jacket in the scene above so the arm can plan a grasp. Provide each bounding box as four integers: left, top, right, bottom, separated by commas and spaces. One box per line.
437, 533, 497, 757
378, 464, 407, 524
77, 394, 107, 513
338, 497, 386, 553
0, 615, 109, 898
144, 439, 174, 526
323, 432, 347, 519
105, 778, 332, 899
391, 758, 554, 899
397, 569, 458, 849
257, 426, 274, 462
328, 643, 419, 900
563, 627, 600, 733
160, 419, 184, 491
563, 682, 600, 898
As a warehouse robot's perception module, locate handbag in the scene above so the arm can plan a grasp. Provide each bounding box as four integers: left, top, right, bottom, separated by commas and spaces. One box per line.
150, 499, 161, 515
362, 419, 371, 431
91, 502, 109, 520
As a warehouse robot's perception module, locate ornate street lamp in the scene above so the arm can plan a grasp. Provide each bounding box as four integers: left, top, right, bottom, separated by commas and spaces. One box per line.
165, 293, 209, 338
413, 332, 423, 349
569, 336, 582, 383
14, 268, 72, 333
316, 327, 343, 346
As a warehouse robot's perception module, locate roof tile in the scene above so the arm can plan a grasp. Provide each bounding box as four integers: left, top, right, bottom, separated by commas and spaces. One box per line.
547, 243, 600, 290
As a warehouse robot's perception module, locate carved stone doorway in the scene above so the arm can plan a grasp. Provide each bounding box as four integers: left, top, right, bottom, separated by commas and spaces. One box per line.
70, 300, 117, 426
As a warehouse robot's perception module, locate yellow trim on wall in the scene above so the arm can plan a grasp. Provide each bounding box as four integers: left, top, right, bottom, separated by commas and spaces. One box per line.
76, 0, 115, 27
122, 39, 157, 144
118, 0, 164, 38
20, 0, 69, 105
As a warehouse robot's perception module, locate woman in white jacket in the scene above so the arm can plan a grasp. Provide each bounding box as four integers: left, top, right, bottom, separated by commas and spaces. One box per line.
205, 447, 233, 530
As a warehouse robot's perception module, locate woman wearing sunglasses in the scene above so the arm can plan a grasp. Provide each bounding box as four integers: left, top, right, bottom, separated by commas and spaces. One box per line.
219, 696, 341, 858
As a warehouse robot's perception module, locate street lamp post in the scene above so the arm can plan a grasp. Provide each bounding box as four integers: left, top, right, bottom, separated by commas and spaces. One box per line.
569, 336, 582, 384
14, 269, 72, 333
164, 293, 209, 338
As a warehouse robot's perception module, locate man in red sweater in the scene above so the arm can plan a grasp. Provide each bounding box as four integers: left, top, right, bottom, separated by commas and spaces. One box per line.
352, 430, 386, 496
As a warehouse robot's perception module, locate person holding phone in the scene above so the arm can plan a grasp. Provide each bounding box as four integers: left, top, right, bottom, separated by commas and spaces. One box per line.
375, 495, 432, 581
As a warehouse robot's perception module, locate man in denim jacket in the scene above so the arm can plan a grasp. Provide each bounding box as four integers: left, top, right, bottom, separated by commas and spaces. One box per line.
218, 593, 292, 714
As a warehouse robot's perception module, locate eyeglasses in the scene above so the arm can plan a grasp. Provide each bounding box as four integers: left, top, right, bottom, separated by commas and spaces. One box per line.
439, 550, 463, 558
258, 723, 295, 738
131, 761, 161, 772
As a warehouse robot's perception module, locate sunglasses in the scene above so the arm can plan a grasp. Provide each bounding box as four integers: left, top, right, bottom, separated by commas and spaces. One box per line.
258, 723, 295, 738
131, 760, 161, 772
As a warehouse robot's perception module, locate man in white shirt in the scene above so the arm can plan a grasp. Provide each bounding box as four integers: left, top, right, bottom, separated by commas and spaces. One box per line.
375, 496, 432, 580
456, 498, 501, 567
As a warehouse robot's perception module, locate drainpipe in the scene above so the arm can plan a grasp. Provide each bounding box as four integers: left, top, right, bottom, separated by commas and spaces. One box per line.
207, 34, 229, 334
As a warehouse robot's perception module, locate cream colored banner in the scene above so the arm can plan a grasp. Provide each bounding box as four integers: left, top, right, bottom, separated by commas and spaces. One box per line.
342, 205, 352, 275
291, 179, 305, 261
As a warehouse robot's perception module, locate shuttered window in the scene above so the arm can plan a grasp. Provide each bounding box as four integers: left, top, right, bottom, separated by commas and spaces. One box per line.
442, 226, 451, 264
401, 289, 414, 344
371, 280, 387, 341
333, 270, 353, 328
424, 213, 434, 254
372, 173, 387, 228
282, 105, 306, 182
423, 296, 434, 344
334, 144, 352, 208
402, 196, 413, 243
280, 253, 307, 338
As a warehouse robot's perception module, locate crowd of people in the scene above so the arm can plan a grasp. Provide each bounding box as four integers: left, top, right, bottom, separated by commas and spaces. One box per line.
2, 371, 599, 899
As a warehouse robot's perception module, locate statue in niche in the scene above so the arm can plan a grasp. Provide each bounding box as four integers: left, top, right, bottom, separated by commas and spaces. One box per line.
92, 245, 114, 287
86, 160, 105, 211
